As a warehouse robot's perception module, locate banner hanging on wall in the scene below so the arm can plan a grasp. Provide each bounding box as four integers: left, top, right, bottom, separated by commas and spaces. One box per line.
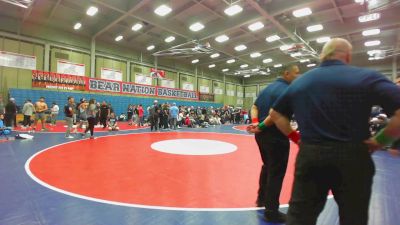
199, 85, 210, 93
199, 93, 215, 102
160, 78, 175, 88
226, 90, 235, 96
32, 70, 86, 91
135, 74, 152, 85
0, 51, 36, 70
57, 60, 85, 76
214, 88, 223, 95
182, 82, 194, 91
101, 68, 122, 81
86, 77, 198, 100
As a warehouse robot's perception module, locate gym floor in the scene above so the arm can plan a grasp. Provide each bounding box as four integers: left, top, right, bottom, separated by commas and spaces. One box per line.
0, 124, 399, 225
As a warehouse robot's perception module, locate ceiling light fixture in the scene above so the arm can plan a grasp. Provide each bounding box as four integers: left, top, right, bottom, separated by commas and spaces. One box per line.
263, 58, 273, 63
115, 35, 123, 42
358, 13, 380, 22
362, 28, 380, 36
244, 74, 250, 78
132, 23, 143, 31
300, 59, 310, 63
274, 64, 282, 68
293, 7, 312, 17
240, 64, 248, 68
189, 22, 205, 32
316, 37, 331, 43
306, 24, 323, 32
222, 68, 229, 72
208, 64, 216, 68
86, 6, 98, 16
250, 52, 262, 58
74, 22, 82, 30
235, 44, 247, 51
227, 59, 236, 64
279, 45, 291, 51
307, 63, 316, 67
266, 35, 280, 42
252, 68, 260, 72
165, 36, 175, 43
364, 40, 381, 46
224, 4, 243, 16
215, 35, 229, 43
248, 21, 264, 31
192, 59, 199, 64
154, 4, 172, 16
290, 52, 302, 57
210, 53, 220, 58
147, 45, 155, 51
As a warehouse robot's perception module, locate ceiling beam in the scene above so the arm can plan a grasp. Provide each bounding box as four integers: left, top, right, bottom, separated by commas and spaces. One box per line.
92, 0, 150, 39
47, 0, 62, 21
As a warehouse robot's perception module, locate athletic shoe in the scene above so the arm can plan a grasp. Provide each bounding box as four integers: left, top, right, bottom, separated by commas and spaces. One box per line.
89, 136, 95, 139
264, 210, 286, 223
65, 135, 74, 139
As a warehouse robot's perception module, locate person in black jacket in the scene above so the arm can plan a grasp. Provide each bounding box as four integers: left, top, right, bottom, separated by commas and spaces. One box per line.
5, 98, 17, 127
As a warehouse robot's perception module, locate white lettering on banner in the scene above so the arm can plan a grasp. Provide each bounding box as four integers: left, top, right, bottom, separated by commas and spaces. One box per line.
57, 60, 85, 76
199, 86, 210, 93
122, 83, 156, 95
135, 74, 152, 85
101, 68, 123, 81
214, 88, 223, 95
157, 87, 198, 100
89, 79, 120, 92
0, 51, 36, 70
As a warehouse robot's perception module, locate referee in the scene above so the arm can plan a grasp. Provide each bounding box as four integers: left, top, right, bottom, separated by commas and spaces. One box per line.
269, 38, 400, 225
249, 64, 300, 222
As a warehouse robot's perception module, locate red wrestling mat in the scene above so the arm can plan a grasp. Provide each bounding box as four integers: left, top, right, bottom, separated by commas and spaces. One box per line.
232, 125, 248, 131
15, 121, 147, 133
27, 132, 299, 209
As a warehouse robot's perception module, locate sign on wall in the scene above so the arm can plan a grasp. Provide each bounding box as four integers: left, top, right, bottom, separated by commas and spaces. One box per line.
226, 90, 235, 96
245, 92, 257, 98
214, 88, 223, 95
237, 91, 243, 98
199, 93, 215, 102
135, 73, 152, 85
101, 67, 122, 81
182, 82, 194, 91
199, 85, 210, 93
86, 76, 198, 100
57, 60, 85, 76
236, 98, 243, 105
160, 78, 175, 88
32, 70, 86, 91
0, 51, 36, 70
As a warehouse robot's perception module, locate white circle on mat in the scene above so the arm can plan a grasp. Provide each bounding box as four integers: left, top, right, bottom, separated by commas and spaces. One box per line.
151, 139, 238, 155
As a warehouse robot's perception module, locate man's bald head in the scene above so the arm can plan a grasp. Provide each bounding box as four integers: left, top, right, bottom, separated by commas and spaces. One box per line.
320, 38, 353, 64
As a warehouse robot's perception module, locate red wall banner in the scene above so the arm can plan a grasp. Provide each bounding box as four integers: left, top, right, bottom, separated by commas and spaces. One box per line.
32, 70, 86, 91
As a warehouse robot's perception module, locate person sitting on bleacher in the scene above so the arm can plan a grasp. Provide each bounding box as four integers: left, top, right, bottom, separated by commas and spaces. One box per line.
108, 113, 119, 131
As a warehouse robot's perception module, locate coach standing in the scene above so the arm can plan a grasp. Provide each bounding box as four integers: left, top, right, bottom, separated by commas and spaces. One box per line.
249, 64, 300, 223
269, 38, 400, 225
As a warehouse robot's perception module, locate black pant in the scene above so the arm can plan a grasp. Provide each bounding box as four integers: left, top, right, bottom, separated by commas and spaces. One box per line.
100, 116, 107, 128
150, 115, 159, 131
4, 113, 15, 127
287, 142, 375, 225
255, 131, 289, 211
23, 115, 32, 126
391, 139, 400, 149
84, 117, 95, 136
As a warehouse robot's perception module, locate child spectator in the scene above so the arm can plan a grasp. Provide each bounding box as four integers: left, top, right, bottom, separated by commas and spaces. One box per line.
108, 113, 119, 131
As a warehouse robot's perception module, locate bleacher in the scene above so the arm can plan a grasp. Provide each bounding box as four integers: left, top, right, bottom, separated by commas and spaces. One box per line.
9, 88, 223, 119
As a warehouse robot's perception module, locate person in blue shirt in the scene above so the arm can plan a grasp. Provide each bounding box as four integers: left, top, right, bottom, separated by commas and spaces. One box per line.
169, 103, 179, 130
248, 64, 300, 223
268, 38, 400, 225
